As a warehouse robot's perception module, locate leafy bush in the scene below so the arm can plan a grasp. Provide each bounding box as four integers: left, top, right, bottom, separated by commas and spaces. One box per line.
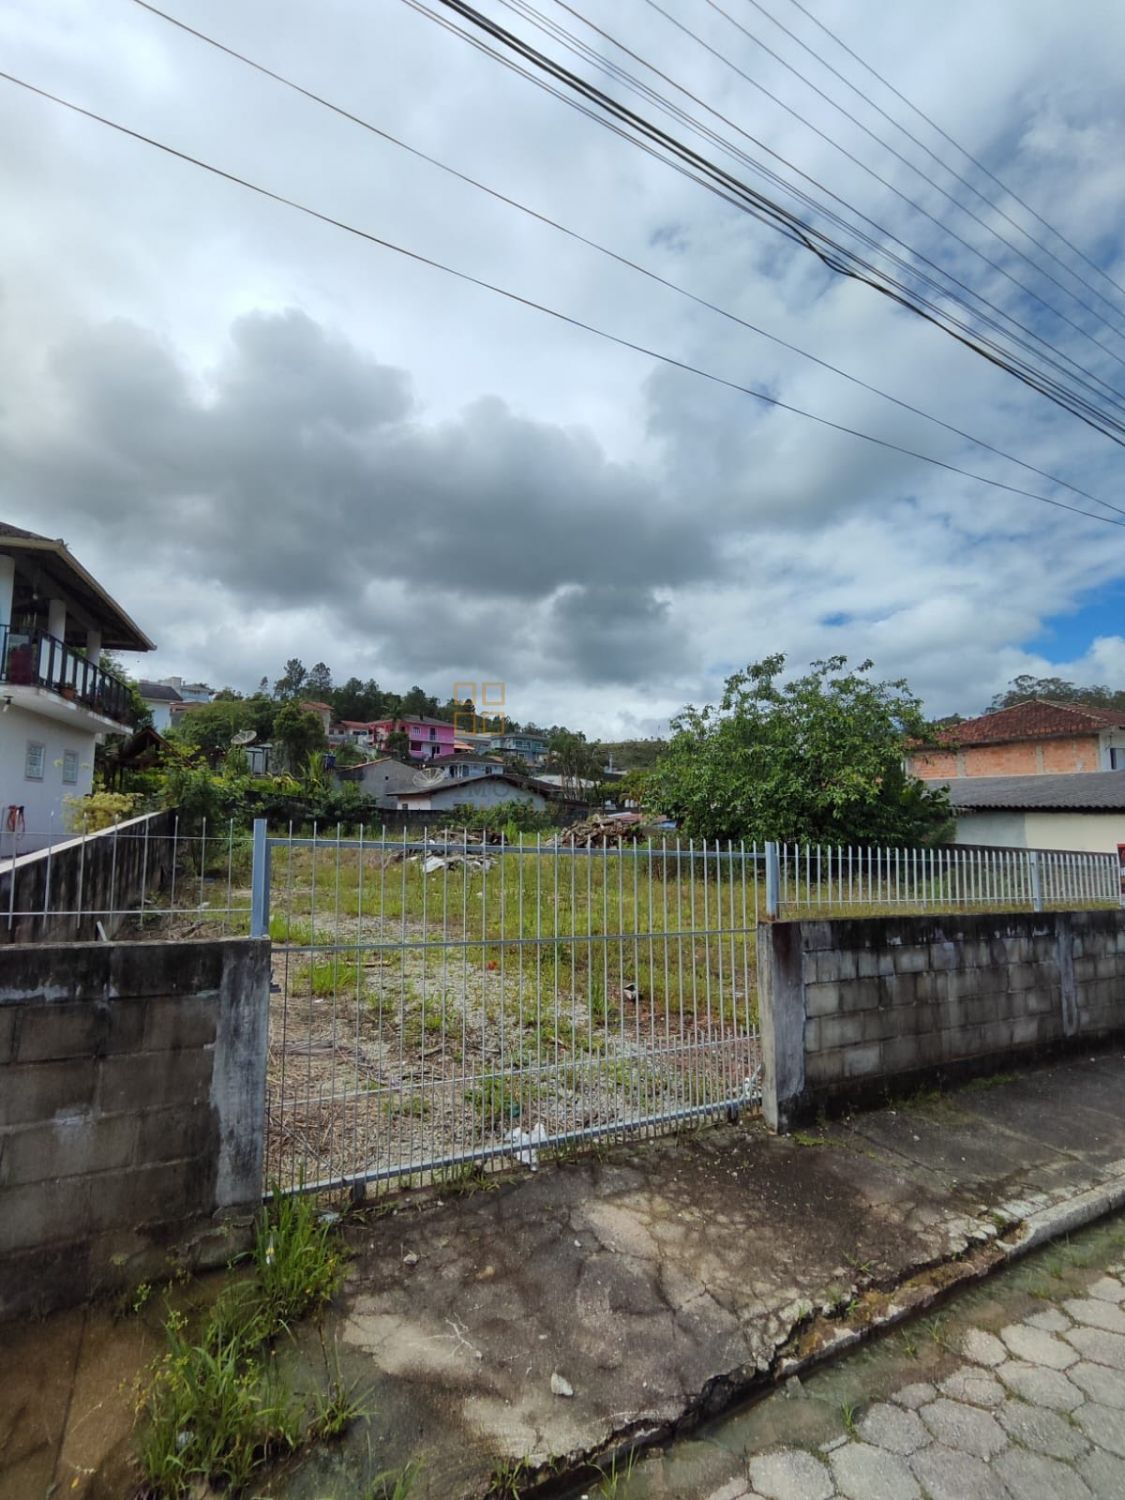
64, 789, 138, 833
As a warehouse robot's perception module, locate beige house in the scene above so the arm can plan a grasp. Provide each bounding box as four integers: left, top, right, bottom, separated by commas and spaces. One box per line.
945, 772, 1125, 853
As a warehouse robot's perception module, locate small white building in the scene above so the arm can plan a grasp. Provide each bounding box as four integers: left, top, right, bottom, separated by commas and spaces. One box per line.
138, 679, 182, 732
946, 772, 1125, 854
393, 772, 551, 814
0, 524, 153, 853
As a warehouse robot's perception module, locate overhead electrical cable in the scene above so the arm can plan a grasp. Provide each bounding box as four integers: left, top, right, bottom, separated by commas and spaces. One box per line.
780, 0, 1125, 308
128, 0, 1119, 513
732, 0, 1125, 328
2, 66, 1122, 531
410, 0, 1125, 439
674, 0, 1125, 345
523, 0, 1125, 382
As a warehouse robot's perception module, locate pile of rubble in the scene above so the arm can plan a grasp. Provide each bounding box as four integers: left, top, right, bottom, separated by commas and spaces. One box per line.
550, 813, 648, 848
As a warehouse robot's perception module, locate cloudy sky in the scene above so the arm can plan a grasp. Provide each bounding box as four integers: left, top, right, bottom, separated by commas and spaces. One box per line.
3, 0, 1125, 735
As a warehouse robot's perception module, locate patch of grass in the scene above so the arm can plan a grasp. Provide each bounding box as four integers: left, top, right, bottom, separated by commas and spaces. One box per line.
137, 1194, 347, 1497
137, 1306, 302, 1497
369, 1460, 423, 1499
466, 1076, 523, 1128
792, 1132, 838, 1149
964, 1071, 1020, 1092
486, 1457, 531, 1497
840, 1399, 862, 1437
309, 1374, 367, 1440
593, 1450, 637, 1496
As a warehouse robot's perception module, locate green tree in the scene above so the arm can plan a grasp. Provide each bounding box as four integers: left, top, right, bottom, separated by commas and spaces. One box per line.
546, 729, 602, 796
167, 699, 255, 765
274, 658, 307, 700
274, 702, 327, 771
645, 655, 951, 845
987, 675, 1125, 713
304, 661, 333, 697
384, 728, 411, 762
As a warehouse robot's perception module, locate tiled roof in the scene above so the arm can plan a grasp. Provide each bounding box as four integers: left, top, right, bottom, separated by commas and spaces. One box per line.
138, 680, 183, 702
0, 522, 53, 541
945, 771, 1125, 812
935, 699, 1125, 747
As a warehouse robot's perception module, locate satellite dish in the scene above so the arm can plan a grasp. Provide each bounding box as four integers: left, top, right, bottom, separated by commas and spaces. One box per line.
413, 766, 447, 788
231, 729, 257, 746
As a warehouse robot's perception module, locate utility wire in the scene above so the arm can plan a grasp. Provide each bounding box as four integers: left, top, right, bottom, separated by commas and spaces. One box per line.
534, 0, 1125, 384
683, 0, 1125, 345
781, 0, 1125, 307
420, 0, 1125, 438
735, 0, 1125, 328
2, 66, 1122, 530
476, 0, 1125, 431
129, 0, 1123, 516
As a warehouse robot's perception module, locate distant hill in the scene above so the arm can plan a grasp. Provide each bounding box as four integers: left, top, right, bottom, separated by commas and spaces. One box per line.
593, 739, 668, 771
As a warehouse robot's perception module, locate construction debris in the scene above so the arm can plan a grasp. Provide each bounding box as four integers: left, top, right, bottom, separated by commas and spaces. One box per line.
550, 813, 648, 848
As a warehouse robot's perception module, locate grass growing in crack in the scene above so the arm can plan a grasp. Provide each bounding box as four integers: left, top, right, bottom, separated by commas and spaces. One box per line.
137, 1194, 347, 1497
593, 1451, 638, 1496
840, 1399, 862, 1437
486, 1457, 532, 1497
369, 1459, 423, 1498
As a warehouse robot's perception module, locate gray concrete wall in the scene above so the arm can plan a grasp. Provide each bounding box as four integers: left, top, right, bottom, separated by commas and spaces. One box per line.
0, 809, 175, 943
0, 936, 270, 1320
758, 910, 1125, 1130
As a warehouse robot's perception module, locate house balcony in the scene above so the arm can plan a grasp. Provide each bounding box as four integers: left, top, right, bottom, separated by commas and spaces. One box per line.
0, 625, 133, 730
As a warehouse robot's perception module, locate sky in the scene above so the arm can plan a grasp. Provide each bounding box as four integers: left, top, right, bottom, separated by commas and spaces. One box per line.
2, 0, 1125, 737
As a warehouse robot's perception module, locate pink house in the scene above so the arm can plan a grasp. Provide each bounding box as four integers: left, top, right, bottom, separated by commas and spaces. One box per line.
367, 716, 456, 761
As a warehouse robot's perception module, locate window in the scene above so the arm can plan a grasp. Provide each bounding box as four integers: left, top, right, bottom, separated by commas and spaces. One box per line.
62, 750, 79, 785
1112, 748, 1125, 770
25, 742, 46, 780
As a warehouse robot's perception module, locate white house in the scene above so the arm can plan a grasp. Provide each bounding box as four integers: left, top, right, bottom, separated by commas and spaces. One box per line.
0, 524, 153, 853
138, 679, 182, 731
945, 772, 1125, 854
393, 772, 551, 814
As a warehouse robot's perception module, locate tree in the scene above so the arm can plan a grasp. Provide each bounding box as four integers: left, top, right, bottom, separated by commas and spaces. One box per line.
274, 658, 307, 700
644, 655, 951, 845
167, 699, 255, 765
384, 728, 411, 762
305, 661, 333, 697
547, 729, 602, 796
987, 675, 1125, 714
273, 702, 327, 771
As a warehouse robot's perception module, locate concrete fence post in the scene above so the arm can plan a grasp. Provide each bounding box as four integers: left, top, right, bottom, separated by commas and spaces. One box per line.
765, 841, 780, 919
250, 818, 271, 938
1029, 849, 1043, 914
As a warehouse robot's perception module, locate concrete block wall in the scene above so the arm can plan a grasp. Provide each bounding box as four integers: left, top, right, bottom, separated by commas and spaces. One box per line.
758, 910, 1125, 1130
0, 809, 174, 943
0, 937, 270, 1320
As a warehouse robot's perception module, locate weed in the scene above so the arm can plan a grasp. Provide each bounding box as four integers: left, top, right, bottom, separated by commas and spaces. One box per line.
593, 1450, 637, 1496
964, 1071, 1020, 1092
254, 1193, 346, 1327
438, 1164, 498, 1197
133, 1281, 154, 1314
840, 1399, 861, 1437
792, 1132, 837, 1149
137, 1307, 301, 1497
310, 1375, 367, 1440
466, 1076, 523, 1127
486, 1456, 531, 1496
369, 1459, 423, 1498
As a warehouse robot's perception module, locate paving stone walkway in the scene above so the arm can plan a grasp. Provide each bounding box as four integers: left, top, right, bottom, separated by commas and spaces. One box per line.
722, 1261, 1125, 1500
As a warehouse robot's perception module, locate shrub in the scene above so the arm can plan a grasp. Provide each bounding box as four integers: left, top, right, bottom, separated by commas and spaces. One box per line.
64, 789, 138, 833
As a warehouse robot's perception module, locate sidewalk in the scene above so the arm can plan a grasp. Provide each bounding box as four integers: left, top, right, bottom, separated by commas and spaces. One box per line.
6, 1051, 1125, 1498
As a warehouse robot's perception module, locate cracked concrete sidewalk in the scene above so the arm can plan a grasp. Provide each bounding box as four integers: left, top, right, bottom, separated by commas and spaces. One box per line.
276, 1050, 1125, 1497
8, 1052, 1125, 1499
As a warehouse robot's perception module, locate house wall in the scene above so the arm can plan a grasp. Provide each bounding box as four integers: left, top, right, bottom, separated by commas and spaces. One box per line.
146, 700, 176, 733
953, 810, 1125, 855
0, 704, 97, 854
911, 734, 1103, 780
400, 779, 550, 812
0, 937, 270, 1320
758, 910, 1125, 1131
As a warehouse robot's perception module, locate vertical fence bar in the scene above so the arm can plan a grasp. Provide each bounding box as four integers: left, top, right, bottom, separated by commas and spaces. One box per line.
764, 841, 780, 918
1029, 849, 1043, 913
250, 818, 271, 937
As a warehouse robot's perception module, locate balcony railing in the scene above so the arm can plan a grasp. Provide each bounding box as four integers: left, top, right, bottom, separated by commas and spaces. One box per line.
0, 625, 131, 725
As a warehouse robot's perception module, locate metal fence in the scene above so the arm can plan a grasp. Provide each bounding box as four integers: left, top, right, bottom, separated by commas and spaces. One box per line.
252, 826, 762, 1195
773, 841, 1118, 916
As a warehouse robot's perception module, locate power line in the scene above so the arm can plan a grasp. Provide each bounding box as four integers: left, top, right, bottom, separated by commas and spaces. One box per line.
128, 0, 1124, 516
420, 0, 1125, 438
2, 66, 1122, 531
530, 0, 1125, 387
735, 0, 1125, 329
780, 0, 1125, 308
683, 0, 1125, 345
